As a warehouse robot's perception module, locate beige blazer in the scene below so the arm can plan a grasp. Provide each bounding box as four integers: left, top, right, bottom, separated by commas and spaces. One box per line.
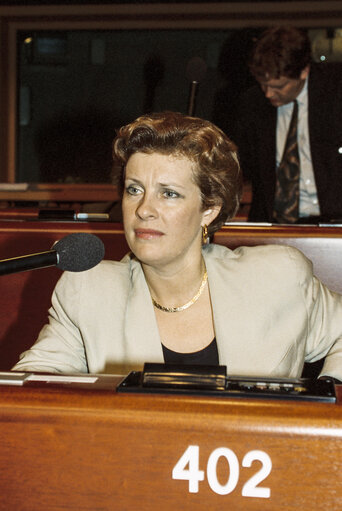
13, 243, 342, 380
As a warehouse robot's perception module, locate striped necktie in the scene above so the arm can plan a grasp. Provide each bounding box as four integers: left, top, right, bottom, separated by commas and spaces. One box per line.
273, 100, 300, 223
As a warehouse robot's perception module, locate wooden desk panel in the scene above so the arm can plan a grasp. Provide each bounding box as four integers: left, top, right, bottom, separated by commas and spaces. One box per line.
0, 219, 128, 260
0, 379, 341, 510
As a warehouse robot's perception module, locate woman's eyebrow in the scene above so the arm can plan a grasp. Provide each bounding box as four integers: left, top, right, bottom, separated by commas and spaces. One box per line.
158, 182, 186, 189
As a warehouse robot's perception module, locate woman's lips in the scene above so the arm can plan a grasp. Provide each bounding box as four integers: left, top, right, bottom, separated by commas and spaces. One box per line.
134, 229, 164, 240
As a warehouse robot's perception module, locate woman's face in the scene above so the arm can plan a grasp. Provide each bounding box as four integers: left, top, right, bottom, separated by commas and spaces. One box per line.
122, 152, 218, 270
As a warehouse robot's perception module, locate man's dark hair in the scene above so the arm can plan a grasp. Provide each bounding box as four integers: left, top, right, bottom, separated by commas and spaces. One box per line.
249, 26, 312, 80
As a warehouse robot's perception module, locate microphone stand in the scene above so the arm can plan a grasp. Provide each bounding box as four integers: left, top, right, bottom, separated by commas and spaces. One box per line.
0, 251, 57, 276
187, 81, 199, 116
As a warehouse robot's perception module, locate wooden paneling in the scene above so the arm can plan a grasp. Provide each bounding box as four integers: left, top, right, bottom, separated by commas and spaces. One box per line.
0, 378, 341, 510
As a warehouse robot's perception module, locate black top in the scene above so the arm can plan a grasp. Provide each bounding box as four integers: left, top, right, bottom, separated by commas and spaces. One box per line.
162, 338, 219, 365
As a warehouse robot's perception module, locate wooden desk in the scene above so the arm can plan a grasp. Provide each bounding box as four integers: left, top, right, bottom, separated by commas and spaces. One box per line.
0, 376, 341, 510
0, 183, 119, 204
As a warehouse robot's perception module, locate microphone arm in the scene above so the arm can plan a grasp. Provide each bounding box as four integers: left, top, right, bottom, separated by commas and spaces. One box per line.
0, 250, 58, 276
186, 56, 207, 117
187, 81, 199, 116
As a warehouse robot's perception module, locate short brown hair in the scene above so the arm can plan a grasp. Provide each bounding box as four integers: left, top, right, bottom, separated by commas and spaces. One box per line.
249, 26, 311, 80
113, 111, 242, 235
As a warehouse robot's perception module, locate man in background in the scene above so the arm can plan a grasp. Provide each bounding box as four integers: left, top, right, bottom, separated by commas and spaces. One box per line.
234, 26, 342, 223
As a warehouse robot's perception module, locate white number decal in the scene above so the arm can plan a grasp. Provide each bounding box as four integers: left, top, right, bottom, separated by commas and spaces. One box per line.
207, 447, 239, 495
172, 446, 272, 499
241, 450, 272, 498
172, 445, 205, 493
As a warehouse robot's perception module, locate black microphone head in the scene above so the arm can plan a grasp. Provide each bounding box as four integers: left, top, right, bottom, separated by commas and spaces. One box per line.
186, 56, 207, 83
52, 233, 105, 272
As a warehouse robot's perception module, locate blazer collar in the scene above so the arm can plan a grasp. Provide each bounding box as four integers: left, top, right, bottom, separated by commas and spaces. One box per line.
123, 255, 164, 365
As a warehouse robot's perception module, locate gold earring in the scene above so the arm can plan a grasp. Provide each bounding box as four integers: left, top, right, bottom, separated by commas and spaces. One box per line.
202, 224, 208, 244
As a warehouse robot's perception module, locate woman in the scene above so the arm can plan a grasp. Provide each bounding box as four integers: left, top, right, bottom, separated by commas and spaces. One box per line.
13, 112, 342, 380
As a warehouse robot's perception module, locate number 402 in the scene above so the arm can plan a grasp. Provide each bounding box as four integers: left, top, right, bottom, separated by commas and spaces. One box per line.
172, 445, 272, 498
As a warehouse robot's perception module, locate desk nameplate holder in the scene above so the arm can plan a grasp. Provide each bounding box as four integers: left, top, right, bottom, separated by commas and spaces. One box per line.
117, 363, 336, 403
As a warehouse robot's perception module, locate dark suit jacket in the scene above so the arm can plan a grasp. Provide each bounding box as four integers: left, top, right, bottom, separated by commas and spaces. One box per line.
234, 63, 342, 222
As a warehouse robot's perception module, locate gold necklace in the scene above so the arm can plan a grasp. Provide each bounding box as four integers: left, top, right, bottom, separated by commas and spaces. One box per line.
151, 269, 208, 313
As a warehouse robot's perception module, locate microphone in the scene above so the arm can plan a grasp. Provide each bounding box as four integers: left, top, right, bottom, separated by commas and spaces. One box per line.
186, 56, 207, 116
0, 232, 105, 276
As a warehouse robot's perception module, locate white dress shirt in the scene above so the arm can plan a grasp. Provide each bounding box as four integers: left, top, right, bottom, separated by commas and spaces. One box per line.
276, 78, 321, 218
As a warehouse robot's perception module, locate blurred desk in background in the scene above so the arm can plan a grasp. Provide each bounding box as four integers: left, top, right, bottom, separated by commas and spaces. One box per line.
0, 183, 119, 207
0, 181, 251, 220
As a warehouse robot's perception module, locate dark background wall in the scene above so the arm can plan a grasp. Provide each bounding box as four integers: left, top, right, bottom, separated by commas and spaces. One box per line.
1, 0, 341, 184
17, 26, 262, 183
